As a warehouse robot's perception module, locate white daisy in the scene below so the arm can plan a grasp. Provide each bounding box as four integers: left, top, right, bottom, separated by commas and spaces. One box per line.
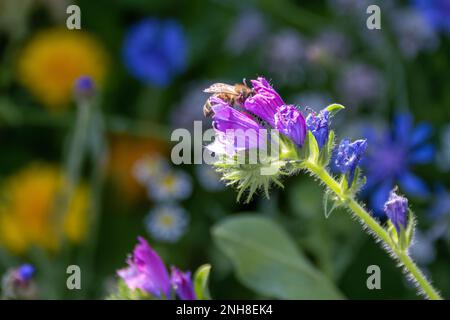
145, 204, 189, 242
148, 170, 192, 201
132, 155, 169, 186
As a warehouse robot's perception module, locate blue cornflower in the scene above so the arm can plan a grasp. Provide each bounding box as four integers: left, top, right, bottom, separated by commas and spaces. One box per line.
335, 138, 368, 186
306, 109, 329, 149
122, 18, 187, 86
413, 0, 450, 34
362, 113, 435, 216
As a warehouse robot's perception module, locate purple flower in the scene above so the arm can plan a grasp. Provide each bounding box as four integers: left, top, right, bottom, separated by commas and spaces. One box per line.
306, 109, 329, 149
122, 18, 187, 86
208, 97, 266, 155
274, 105, 306, 147
413, 0, 450, 34
391, 9, 439, 59
335, 139, 368, 186
384, 189, 409, 233
117, 237, 171, 298
170, 267, 196, 300
225, 10, 268, 55
362, 113, 435, 216
205, 77, 308, 154
336, 63, 383, 109
244, 77, 284, 126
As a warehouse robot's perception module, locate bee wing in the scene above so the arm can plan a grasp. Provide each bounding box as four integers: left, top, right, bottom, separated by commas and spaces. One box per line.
204, 83, 237, 95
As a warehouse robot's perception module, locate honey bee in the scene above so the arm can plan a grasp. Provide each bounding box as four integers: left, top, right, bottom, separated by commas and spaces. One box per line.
203, 81, 254, 117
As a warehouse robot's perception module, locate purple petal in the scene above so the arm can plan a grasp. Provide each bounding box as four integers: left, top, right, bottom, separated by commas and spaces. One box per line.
211, 97, 262, 133
274, 105, 306, 146
171, 267, 196, 300
244, 77, 284, 126
133, 237, 171, 298
210, 97, 265, 153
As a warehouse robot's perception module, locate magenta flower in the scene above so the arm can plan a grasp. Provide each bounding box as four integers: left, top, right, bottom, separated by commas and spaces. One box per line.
117, 237, 171, 298
205, 77, 308, 158
170, 267, 196, 300
274, 105, 306, 146
244, 77, 284, 127
208, 96, 266, 155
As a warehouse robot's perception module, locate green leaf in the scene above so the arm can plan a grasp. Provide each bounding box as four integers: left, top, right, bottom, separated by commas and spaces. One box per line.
212, 214, 344, 299
307, 131, 320, 163
318, 130, 335, 166
325, 103, 345, 118
193, 264, 212, 300
106, 279, 152, 300
323, 191, 340, 219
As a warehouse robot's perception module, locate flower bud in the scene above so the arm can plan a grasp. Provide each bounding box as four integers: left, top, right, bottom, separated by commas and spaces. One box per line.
384, 188, 408, 233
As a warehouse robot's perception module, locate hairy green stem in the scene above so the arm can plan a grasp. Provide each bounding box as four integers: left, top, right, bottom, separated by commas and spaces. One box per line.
303, 161, 442, 300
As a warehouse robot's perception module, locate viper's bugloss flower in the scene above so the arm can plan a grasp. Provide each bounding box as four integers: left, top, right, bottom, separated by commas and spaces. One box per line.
145, 204, 189, 243
244, 77, 284, 126
384, 189, 409, 233
362, 113, 434, 216
413, 0, 450, 33
335, 139, 368, 186
204, 77, 311, 202
171, 267, 196, 300
122, 18, 187, 86
208, 97, 266, 155
274, 105, 306, 147
118, 237, 171, 298
17, 29, 107, 110
306, 109, 329, 149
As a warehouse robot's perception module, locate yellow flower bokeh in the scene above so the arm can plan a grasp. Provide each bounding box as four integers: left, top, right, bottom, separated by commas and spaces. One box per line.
17, 28, 107, 110
0, 163, 89, 254
108, 134, 169, 203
